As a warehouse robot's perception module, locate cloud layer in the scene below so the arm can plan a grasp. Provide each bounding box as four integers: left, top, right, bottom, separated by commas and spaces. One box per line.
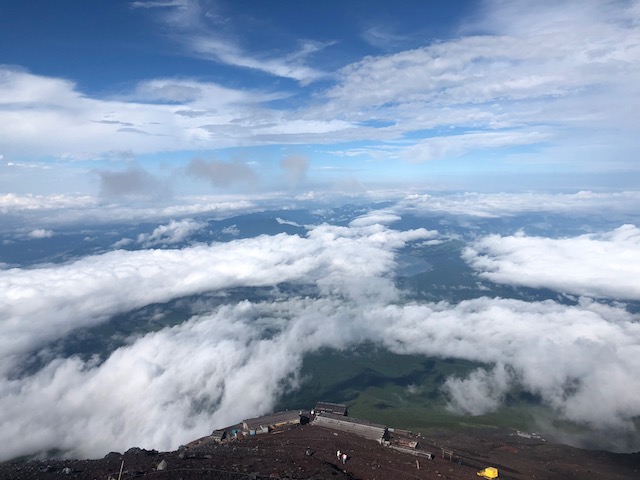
397, 191, 640, 219
464, 225, 640, 300
1, 292, 639, 460
0, 221, 434, 377
2, 213, 640, 459
2, 191, 639, 233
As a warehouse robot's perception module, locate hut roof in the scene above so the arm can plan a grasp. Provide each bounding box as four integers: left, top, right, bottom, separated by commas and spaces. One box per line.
314, 401, 348, 416
313, 412, 388, 441
243, 410, 306, 431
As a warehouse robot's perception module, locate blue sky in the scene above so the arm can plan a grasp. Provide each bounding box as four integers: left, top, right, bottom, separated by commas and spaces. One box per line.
1, 0, 639, 197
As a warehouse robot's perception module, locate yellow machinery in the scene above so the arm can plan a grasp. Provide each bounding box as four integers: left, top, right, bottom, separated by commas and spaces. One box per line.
477, 466, 499, 478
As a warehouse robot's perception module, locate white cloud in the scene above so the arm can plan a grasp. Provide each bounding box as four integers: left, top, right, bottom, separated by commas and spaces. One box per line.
0, 68, 286, 160
329, 1, 640, 111
1, 292, 639, 459
137, 218, 204, 246
349, 209, 402, 227
190, 36, 325, 84
0, 193, 99, 212
221, 224, 240, 236
275, 218, 302, 228
400, 130, 549, 163
130, 0, 187, 8
112, 238, 133, 248
137, 0, 326, 84
373, 297, 640, 441
2, 0, 640, 185
464, 225, 640, 300
320, 0, 640, 169
27, 229, 54, 239
1, 208, 639, 457
360, 24, 410, 50
0, 222, 434, 377
444, 363, 514, 415
0, 192, 258, 231
396, 191, 640, 218
0, 67, 365, 175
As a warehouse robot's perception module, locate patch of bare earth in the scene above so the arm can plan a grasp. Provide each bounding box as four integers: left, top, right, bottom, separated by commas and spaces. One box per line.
1, 425, 638, 479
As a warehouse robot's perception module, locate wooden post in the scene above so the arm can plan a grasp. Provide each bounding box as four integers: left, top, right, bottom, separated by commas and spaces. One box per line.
441, 448, 453, 462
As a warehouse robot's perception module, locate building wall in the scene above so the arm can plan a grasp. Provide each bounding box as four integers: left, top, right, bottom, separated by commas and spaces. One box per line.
313, 413, 388, 442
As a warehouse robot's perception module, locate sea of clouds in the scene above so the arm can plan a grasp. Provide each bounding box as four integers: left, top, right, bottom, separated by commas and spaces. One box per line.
1, 193, 639, 459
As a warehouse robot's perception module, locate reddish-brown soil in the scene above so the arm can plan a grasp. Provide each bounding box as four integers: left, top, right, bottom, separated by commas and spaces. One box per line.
1, 424, 638, 479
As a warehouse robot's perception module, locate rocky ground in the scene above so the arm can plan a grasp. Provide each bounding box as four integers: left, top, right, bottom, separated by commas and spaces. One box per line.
1, 424, 639, 480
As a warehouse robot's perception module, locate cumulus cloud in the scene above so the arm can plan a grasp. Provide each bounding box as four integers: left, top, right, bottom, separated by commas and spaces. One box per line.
349, 209, 402, 227
137, 218, 204, 246
1, 215, 640, 458
0, 219, 444, 460
112, 237, 133, 248
380, 298, 640, 438
1, 292, 639, 459
27, 229, 54, 239
443, 364, 514, 416
463, 225, 640, 300
3, 212, 640, 458
0, 298, 345, 460
0, 222, 434, 378
221, 224, 240, 236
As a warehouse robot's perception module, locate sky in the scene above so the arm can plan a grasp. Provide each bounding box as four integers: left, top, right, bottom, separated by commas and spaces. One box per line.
1, 0, 640, 198
1, 0, 640, 462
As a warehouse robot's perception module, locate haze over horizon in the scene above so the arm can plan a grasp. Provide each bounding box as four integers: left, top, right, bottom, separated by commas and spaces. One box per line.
1, 0, 640, 462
